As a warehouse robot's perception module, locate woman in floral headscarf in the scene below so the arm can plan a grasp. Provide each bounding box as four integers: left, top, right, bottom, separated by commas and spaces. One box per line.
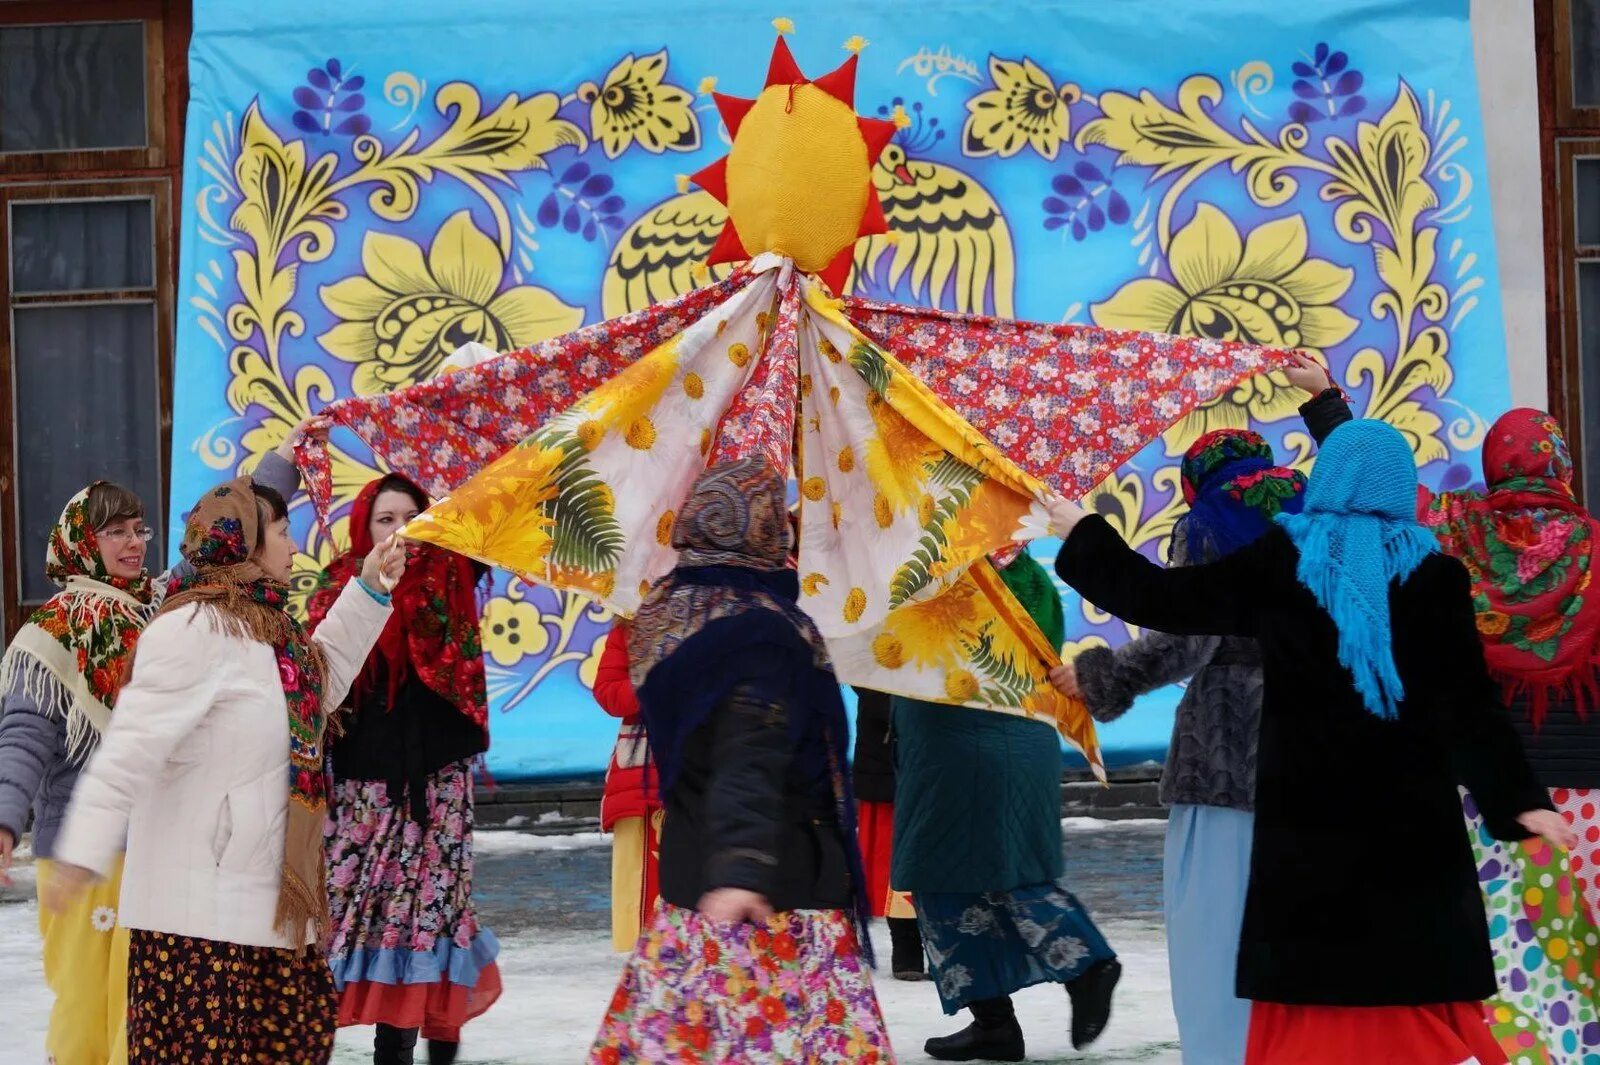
1059, 426, 1306, 1065
44, 475, 403, 1064
0, 434, 306, 1065
308, 473, 500, 1065
1419, 408, 1600, 1063
589, 456, 893, 1065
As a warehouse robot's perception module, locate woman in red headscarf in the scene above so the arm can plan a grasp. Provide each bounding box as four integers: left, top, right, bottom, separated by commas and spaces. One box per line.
308, 474, 501, 1065
1419, 408, 1600, 1058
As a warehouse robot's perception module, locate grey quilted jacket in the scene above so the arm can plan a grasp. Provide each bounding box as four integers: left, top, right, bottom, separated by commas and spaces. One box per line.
1071, 522, 1261, 811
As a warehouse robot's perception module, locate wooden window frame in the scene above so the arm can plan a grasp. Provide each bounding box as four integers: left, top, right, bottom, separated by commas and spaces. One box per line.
0, 179, 175, 622
0, 0, 189, 640
0, 15, 168, 174
1538, 0, 1600, 500
1551, 0, 1600, 132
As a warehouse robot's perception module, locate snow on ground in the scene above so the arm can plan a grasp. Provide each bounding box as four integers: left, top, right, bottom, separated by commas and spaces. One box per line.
3, 819, 1181, 1064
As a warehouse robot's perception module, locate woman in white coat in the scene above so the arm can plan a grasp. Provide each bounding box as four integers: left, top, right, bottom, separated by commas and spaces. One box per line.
44, 475, 406, 1065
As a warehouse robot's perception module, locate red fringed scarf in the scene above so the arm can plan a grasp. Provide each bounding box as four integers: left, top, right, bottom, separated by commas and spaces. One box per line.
1421, 408, 1600, 726
308, 475, 488, 735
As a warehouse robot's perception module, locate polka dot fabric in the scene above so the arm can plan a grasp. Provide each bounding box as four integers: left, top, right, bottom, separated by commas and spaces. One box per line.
1554, 789, 1600, 930
1464, 789, 1600, 1064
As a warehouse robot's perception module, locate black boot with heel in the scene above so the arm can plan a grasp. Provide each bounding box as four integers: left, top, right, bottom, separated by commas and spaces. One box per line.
923, 995, 1025, 1062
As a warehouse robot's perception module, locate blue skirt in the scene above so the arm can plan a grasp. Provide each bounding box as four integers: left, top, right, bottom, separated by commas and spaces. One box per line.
916, 878, 1116, 1014
1165, 803, 1254, 1065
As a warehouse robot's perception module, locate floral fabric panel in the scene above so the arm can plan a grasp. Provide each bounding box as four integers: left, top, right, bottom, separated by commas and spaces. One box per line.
846, 297, 1285, 499
297, 275, 753, 524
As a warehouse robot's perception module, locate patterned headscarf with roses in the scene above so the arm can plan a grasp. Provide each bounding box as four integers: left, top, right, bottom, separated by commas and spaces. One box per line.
1422, 408, 1600, 725
0, 483, 156, 762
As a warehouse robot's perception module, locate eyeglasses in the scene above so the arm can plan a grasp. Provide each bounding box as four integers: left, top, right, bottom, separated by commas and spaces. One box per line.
97, 525, 154, 545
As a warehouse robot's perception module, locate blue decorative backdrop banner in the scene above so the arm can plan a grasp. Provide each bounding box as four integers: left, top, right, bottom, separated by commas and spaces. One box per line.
174, 0, 1506, 779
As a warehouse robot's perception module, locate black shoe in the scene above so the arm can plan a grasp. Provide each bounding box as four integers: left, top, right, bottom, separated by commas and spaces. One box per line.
1066, 957, 1122, 1049
427, 1040, 459, 1065
374, 1025, 420, 1065
923, 1018, 1026, 1062
888, 916, 928, 981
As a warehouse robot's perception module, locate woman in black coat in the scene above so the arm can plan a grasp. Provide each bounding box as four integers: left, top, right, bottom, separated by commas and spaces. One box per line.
1048, 417, 1576, 1065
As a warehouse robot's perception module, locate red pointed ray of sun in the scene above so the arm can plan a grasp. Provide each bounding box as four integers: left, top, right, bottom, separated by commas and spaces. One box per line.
690, 36, 896, 295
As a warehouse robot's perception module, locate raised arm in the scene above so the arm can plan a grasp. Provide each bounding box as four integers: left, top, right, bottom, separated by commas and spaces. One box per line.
309, 579, 394, 711
1055, 516, 1270, 639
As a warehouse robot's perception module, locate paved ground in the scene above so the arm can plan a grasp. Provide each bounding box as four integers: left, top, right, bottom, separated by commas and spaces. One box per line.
4, 819, 1181, 1064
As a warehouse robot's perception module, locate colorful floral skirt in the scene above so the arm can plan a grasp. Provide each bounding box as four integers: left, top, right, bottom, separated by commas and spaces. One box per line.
126, 929, 336, 1064
915, 877, 1116, 1014
1245, 1002, 1507, 1065
324, 759, 502, 1042
589, 902, 895, 1063
1465, 788, 1600, 1064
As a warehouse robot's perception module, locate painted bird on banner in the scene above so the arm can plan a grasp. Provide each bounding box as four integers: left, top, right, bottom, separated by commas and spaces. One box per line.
601, 145, 1015, 318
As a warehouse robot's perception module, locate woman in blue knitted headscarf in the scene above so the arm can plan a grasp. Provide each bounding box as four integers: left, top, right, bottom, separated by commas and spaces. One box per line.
1049, 418, 1575, 1065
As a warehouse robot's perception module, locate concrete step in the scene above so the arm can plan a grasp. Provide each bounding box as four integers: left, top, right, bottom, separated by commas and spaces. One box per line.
472, 768, 1168, 833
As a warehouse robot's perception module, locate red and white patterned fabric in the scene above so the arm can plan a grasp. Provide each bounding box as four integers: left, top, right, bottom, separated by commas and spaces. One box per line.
845, 298, 1281, 498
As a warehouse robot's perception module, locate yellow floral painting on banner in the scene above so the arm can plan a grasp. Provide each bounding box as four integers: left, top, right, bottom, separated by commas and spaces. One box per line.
172, 5, 1509, 776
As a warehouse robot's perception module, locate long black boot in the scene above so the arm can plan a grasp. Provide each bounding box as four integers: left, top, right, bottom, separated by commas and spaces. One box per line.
1066, 957, 1122, 1049
888, 916, 928, 981
426, 1040, 460, 1065
374, 1025, 420, 1065
924, 995, 1025, 1062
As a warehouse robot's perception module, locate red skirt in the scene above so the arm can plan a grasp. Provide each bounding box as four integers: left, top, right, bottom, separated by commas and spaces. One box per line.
1246, 1002, 1508, 1064
858, 801, 895, 919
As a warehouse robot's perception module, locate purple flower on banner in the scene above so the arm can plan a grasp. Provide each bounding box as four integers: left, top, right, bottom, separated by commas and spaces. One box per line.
536, 162, 626, 245
1042, 159, 1131, 242
1288, 42, 1365, 125
292, 57, 370, 137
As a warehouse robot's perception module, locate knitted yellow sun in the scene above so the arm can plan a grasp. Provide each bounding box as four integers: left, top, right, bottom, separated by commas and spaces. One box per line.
692, 32, 896, 294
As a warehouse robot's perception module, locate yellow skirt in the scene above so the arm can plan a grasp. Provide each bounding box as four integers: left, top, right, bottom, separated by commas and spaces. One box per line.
36, 853, 129, 1065
610, 812, 662, 952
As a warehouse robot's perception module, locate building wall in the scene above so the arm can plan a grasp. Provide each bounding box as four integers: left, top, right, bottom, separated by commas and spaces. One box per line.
1475, 0, 1548, 409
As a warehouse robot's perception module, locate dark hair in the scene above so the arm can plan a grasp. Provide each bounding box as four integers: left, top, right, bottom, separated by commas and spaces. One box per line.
85, 482, 144, 531
250, 483, 289, 549
371, 474, 429, 514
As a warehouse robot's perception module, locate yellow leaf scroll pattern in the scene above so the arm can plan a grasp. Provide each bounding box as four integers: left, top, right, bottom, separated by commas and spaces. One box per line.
222, 81, 587, 518
1078, 78, 1454, 463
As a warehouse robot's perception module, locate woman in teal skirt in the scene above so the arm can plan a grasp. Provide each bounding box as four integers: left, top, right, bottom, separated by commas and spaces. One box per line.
893, 547, 1120, 1062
